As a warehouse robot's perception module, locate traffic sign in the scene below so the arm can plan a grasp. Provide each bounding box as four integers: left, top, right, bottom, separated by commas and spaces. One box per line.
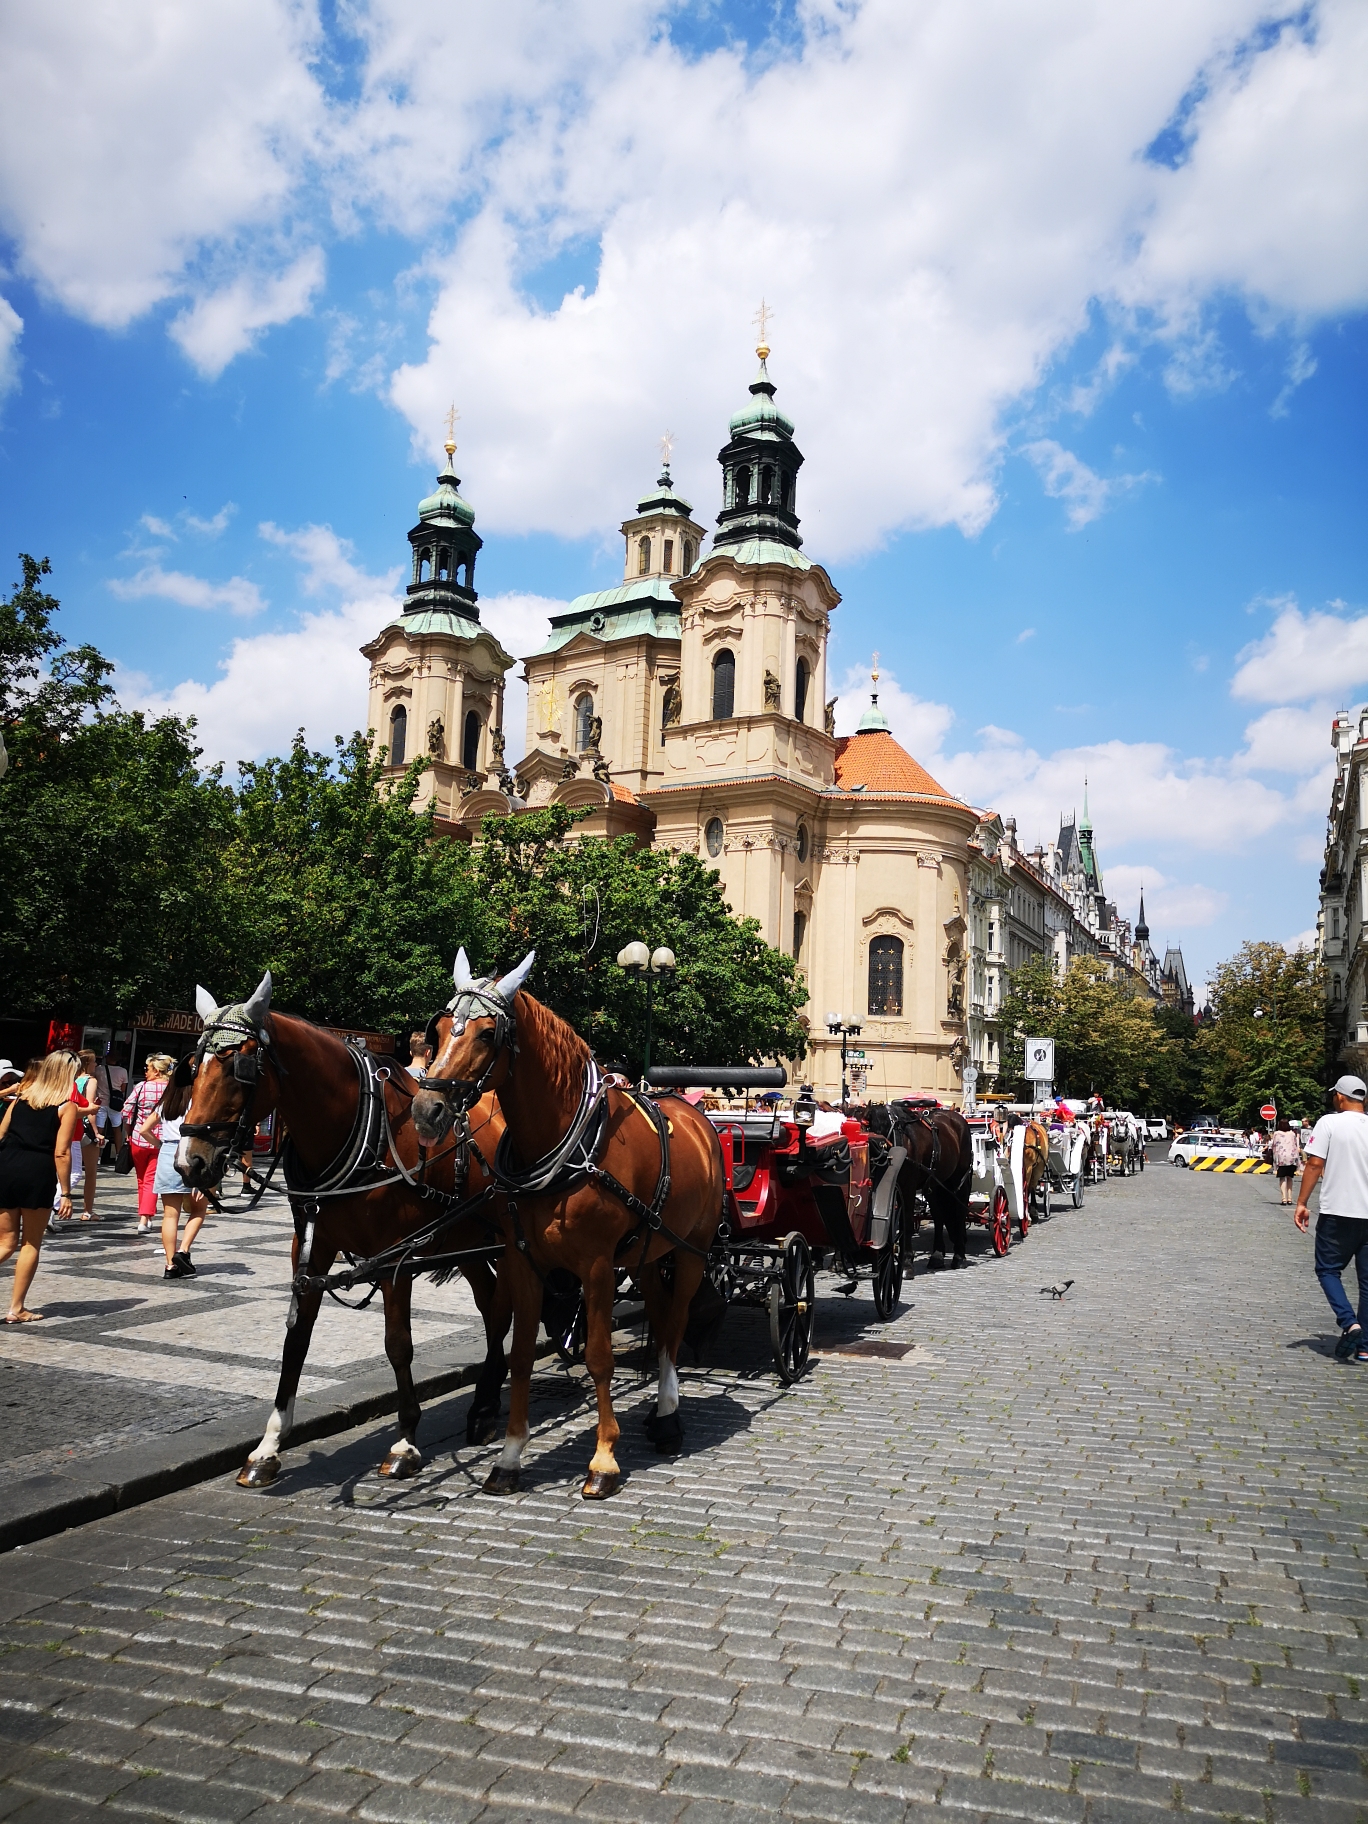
1024, 1038, 1055, 1082
962, 1066, 979, 1086
848, 1049, 866, 1060
1260, 1103, 1277, 1120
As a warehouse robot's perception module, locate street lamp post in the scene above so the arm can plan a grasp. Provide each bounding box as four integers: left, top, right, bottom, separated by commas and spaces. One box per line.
617, 942, 676, 1083
1253, 995, 1280, 1118
825, 1011, 863, 1109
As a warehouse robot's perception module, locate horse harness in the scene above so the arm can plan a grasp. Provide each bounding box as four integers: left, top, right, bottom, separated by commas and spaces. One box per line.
893, 1099, 973, 1201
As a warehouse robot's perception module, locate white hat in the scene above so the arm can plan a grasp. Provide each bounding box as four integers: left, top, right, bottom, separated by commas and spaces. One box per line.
1333, 1073, 1368, 1101
0, 1059, 14, 1076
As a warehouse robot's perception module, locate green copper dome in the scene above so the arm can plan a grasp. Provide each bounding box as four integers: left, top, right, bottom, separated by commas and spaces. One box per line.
417, 455, 476, 527
728, 358, 795, 440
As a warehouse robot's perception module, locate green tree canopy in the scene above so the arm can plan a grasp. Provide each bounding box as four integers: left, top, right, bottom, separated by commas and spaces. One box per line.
997, 953, 1174, 1107
1197, 940, 1324, 1124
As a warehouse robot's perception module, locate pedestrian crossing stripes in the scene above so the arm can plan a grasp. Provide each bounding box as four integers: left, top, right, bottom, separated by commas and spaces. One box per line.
1188, 1156, 1273, 1173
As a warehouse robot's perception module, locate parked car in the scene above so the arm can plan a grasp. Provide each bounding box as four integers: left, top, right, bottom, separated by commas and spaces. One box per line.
1168, 1132, 1258, 1168
1145, 1118, 1169, 1140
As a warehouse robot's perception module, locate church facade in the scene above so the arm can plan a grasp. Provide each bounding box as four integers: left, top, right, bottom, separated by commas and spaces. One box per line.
362, 345, 1191, 1100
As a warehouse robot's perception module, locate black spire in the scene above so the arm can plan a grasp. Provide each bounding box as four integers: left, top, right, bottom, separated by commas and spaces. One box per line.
405, 439, 483, 617
1135, 889, 1150, 944
712, 341, 804, 556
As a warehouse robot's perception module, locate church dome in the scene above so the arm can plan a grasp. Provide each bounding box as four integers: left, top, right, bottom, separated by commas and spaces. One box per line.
417, 455, 476, 527
728, 359, 795, 440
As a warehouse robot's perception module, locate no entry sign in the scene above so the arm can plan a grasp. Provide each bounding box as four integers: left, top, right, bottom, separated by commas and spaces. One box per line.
1260, 1103, 1277, 1120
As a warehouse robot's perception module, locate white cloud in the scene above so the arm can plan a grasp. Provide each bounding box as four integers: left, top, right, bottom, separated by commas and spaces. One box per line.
0, 295, 20, 400
1285, 927, 1317, 954
831, 663, 957, 773
1234, 701, 1336, 774
185, 504, 236, 537
258, 521, 393, 599
1022, 439, 1157, 530
1271, 340, 1317, 418
140, 514, 176, 541
1101, 864, 1227, 930
1232, 603, 1368, 703
1016, 627, 1037, 645
109, 564, 266, 618
169, 250, 325, 378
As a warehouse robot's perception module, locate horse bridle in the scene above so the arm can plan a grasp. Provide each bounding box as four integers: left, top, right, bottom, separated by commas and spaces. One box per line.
179, 1012, 282, 1172
421, 981, 518, 1113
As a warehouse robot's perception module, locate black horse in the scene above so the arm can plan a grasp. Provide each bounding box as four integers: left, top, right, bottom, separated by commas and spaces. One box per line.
863, 1100, 974, 1268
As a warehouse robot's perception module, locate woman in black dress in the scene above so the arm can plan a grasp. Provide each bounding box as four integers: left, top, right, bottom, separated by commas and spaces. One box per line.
0, 1051, 82, 1323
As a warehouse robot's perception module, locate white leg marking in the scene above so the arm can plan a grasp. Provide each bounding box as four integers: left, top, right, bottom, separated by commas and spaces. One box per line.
250, 1397, 294, 1463
387, 1438, 422, 1463
495, 1426, 529, 1473
656, 1347, 680, 1419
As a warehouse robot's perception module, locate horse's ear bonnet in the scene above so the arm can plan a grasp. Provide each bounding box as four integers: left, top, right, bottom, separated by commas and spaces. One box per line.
195, 986, 220, 1023
242, 972, 273, 1026
495, 950, 535, 1002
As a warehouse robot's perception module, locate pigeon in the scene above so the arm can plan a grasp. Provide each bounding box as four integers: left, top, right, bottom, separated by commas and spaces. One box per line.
1039, 1281, 1074, 1299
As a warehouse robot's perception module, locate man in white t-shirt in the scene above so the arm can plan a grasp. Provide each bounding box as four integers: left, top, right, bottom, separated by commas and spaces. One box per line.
1296, 1074, 1368, 1362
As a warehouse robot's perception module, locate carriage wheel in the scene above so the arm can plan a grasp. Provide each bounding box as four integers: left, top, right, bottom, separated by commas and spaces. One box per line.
768, 1232, 815, 1383
872, 1191, 904, 1321
1072, 1175, 1085, 1208
990, 1187, 1011, 1257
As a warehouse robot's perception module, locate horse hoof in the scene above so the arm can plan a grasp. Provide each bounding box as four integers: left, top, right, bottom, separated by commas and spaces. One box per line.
483, 1466, 521, 1496
378, 1451, 422, 1480
581, 1469, 621, 1500
236, 1456, 280, 1489
467, 1406, 501, 1447
647, 1411, 683, 1456
951, 1254, 969, 1270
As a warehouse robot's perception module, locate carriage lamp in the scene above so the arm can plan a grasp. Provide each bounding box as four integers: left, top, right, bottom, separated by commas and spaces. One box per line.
793, 1087, 817, 1129
617, 942, 676, 1082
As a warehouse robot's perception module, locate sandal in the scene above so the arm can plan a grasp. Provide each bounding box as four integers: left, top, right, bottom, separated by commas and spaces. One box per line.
5, 1311, 44, 1324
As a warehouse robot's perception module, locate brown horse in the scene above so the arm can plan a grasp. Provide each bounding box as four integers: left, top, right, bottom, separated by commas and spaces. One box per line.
867, 1101, 974, 1267
175, 973, 511, 1487
412, 949, 725, 1499
1021, 1117, 1051, 1220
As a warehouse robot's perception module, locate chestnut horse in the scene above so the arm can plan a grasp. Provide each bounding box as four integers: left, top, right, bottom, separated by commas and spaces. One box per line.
175, 973, 510, 1487
412, 949, 725, 1499
1021, 1117, 1051, 1219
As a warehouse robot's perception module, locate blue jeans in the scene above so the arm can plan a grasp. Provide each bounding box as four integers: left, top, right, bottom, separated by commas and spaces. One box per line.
1314, 1213, 1368, 1331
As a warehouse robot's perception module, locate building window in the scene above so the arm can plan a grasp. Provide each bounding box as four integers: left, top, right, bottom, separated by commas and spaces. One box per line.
711, 648, 735, 719
781, 472, 793, 510
1332, 909, 1340, 939
638, 536, 651, 575
1334, 975, 1342, 1002
462, 710, 481, 772
704, 816, 724, 858
418, 548, 432, 583
574, 693, 595, 751
663, 538, 674, 573
796, 823, 809, 863
795, 657, 809, 723
437, 548, 450, 581
683, 539, 695, 573
760, 466, 773, 504
868, 936, 904, 1016
389, 706, 407, 766
793, 909, 807, 960
734, 466, 751, 507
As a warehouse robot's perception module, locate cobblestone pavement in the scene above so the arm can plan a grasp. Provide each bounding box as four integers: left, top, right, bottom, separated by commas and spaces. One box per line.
0, 1156, 1365, 1823
0, 1169, 485, 1482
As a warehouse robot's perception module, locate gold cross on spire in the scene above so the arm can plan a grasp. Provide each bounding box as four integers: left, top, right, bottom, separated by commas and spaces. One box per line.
871, 650, 880, 686
753, 298, 772, 360
443, 402, 460, 458
660, 429, 675, 469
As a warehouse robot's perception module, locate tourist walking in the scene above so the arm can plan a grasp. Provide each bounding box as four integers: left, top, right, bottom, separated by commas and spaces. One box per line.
407, 1031, 430, 1080
124, 1055, 172, 1234
96, 1047, 128, 1166
73, 1049, 103, 1219
1295, 1074, 1368, 1362
1269, 1117, 1302, 1207
136, 1072, 208, 1279
0, 1051, 82, 1323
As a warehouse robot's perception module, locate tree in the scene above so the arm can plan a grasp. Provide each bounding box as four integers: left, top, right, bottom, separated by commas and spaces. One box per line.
0, 556, 234, 1018
1198, 940, 1324, 1125
457, 805, 809, 1068
997, 953, 1173, 1106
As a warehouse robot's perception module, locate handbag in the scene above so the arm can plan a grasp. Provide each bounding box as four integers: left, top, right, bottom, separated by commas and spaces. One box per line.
114, 1132, 134, 1174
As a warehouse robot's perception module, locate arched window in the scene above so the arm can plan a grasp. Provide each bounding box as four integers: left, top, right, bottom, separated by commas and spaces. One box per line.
462, 710, 481, 773
795, 824, 809, 863
638, 536, 651, 575
437, 548, 450, 581
574, 693, 595, 752
683, 539, 696, 573
793, 910, 807, 961
868, 936, 904, 1016
734, 466, 751, 507
711, 649, 735, 720
389, 706, 407, 767
795, 657, 810, 723
663, 539, 674, 574
704, 816, 724, 858
760, 466, 774, 504
418, 548, 432, 583
781, 471, 793, 510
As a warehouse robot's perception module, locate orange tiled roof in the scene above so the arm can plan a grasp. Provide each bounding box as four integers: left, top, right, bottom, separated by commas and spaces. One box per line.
833, 730, 956, 800
609, 781, 637, 803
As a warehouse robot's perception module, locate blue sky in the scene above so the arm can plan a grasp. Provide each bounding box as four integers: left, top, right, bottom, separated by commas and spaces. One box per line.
1, 0, 1366, 997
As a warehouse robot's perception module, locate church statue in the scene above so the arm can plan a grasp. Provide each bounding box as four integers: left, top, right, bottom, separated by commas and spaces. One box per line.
824, 697, 837, 736
426, 716, 445, 759
587, 713, 603, 752
561, 755, 580, 781
661, 677, 682, 728
592, 753, 612, 784
763, 670, 782, 711
490, 726, 506, 760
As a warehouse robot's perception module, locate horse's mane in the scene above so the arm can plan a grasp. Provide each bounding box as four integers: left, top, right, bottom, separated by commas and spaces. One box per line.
515, 989, 591, 1102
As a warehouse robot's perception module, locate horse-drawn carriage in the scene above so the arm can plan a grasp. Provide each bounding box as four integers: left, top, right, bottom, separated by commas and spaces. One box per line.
644, 1067, 907, 1383
1105, 1110, 1146, 1176
1046, 1115, 1089, 1207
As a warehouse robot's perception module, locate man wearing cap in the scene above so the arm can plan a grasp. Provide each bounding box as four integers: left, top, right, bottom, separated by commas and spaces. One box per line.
1295, 1075, 1368, 1362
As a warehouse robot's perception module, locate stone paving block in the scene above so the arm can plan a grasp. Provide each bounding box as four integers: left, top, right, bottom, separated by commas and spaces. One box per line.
105, 1768, 267, 1821
573, 1781, 689, 1821
358, 1788, 485, 1823
313, 1735, 446, 1783
780, 1783, 910, 1823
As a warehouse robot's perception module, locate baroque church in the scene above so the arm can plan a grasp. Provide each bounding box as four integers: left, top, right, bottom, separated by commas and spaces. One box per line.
363, 340, 998, 1103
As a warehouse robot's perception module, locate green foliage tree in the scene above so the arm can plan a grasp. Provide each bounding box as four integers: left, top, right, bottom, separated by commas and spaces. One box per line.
997, 953, 1174, 1107
456, 805, 809, 1068
1197, 940, 1324, 1124
0, 556, 236, 1018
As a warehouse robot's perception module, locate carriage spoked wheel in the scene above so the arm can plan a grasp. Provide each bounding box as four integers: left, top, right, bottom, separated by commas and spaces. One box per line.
872, 1190, 904, 1321
768, 1231, 815, 1383
1072, 1174, 1085, 1208
990, 1187, 1011, 1257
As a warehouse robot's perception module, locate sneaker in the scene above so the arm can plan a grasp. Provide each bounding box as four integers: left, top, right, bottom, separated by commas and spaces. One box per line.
1334, 1326, 1362, 1361
173, 1251, 196, 1277
163, 1257, 189, 1280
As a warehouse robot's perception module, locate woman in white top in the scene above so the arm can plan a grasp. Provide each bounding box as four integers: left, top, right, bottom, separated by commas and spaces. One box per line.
136, 1070, 208, 1280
